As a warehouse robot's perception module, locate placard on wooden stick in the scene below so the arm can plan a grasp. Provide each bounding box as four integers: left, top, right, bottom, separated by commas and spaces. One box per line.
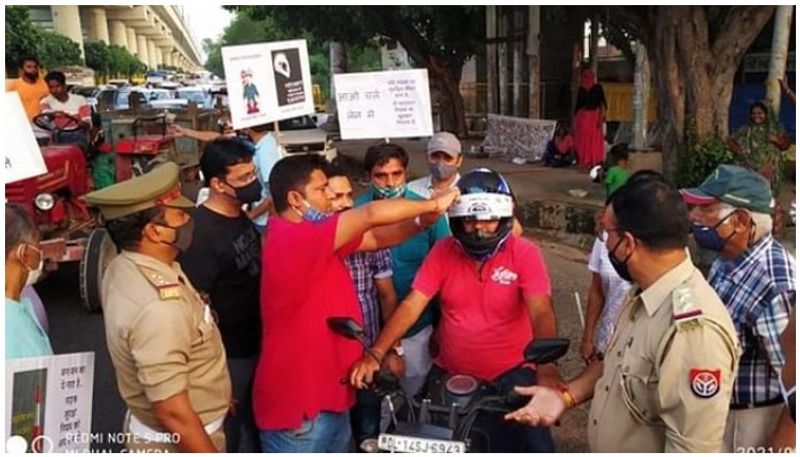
222, 39, 315, 130
334, 69, 434, 140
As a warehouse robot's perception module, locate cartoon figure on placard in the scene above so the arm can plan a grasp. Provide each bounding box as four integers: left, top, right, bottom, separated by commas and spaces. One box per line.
241, 68, 260, 114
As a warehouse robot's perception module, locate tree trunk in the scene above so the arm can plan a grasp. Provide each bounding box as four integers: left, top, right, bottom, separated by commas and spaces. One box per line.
766, 5, 793, 114
329, 41, 347, 113
640, 6, 775, 180
427, 56, 467, 136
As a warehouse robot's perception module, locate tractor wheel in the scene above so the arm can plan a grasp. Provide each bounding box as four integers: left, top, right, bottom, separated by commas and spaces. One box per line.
79, 228, 118, 313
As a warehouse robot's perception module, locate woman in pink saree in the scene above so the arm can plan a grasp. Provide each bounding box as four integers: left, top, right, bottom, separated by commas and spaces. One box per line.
573, 67, 607, 169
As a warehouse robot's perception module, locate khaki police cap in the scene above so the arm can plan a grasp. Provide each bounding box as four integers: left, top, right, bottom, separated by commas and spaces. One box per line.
85, 162, 195, 220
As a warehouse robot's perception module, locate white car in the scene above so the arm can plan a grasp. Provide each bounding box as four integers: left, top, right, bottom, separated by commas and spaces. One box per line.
274, 116, 337, 162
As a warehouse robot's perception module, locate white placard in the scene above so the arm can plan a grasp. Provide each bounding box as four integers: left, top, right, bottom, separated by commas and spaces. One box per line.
5, 352, 95, 453
222, 39, 315, 130
5, 91, 47, 184
334, 69, 433, 140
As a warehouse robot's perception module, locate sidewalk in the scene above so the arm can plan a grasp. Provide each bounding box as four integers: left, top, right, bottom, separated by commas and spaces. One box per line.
335, 137, 796, 256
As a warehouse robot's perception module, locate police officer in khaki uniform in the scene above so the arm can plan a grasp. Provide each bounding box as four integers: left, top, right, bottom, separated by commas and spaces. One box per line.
86, 163, 231, 452
505, 178, 740, 452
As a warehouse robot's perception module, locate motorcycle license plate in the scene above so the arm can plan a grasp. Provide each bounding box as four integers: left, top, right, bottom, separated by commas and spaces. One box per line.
378, 433, 466, 453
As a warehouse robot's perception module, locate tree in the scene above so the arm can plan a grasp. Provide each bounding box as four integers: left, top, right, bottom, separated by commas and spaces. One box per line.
602, 6, 775, 180
38, 30, 83, 69
232, 6, 485, 135
5, 5, 42, 76
85, 41, 112, 76
108, 45, 145, 78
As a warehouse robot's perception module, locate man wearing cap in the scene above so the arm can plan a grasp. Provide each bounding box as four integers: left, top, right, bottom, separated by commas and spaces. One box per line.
505, 178, 740, 452
681, 164, 796, 452
408, 132, 463, 199
86, 163, 231, 452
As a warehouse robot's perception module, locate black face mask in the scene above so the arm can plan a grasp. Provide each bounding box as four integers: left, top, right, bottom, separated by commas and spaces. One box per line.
226, 178, 263, 204
608, 235, 633, 282
23, 71, 39, 81
156, 217, 195, 253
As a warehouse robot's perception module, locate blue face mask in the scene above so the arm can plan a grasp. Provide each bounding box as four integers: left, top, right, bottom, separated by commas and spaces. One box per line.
691, 213, 736, 252
370, 183, 405, 200
301, 200, 331, 223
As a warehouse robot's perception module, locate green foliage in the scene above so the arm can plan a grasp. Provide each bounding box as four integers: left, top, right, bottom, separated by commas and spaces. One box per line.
39, 30, 83, 69
5, 6, 42, 76
84, 41, 111, 76
6, 6, 83, 73
234, 6, 484, 71
202, 9, 384, 100
675, 119, 734, 188
108, 45, 146, 78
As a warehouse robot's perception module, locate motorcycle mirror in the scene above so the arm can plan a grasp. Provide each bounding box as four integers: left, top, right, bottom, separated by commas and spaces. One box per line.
326, 317, 365, 341
523, 338, 570, 365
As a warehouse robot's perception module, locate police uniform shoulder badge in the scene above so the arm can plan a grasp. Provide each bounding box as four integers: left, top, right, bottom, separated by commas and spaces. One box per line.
136, 265, 183, 300
690, 368, 721, 398
672, 287, 702, 329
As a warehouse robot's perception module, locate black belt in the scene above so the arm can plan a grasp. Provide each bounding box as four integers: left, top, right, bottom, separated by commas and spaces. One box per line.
730, 396, 784, 410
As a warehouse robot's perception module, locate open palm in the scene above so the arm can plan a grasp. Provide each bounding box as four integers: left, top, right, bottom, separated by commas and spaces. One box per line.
504, 385, 566, 427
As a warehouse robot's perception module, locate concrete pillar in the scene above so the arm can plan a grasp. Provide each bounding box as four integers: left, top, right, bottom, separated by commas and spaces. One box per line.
527, 6, 541, 119
486, 6, 498, 114
87, 7, 109, 44
160, 48, 171, 68
498, 10, 510, 115
512, 9, 524, 117
126, 27, 138, 55
632, 41, 651, 151
109, 20, 128, 49
136, 35, 149, 66
154, 47, 163, 70
766, 5, 794, 114
147, 40, 158, 69
51, 6, 84, 57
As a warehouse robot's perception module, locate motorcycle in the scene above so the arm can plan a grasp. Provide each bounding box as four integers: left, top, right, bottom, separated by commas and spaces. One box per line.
328, 317, 569, 453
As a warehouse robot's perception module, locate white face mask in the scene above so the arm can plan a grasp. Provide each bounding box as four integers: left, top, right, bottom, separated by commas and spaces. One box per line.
18, 244, 44, 287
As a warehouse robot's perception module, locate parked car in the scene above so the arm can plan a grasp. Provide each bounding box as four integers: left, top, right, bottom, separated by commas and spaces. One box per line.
70, 86, 103, 112
174, 87, 213, 109
270, 115, 337, 161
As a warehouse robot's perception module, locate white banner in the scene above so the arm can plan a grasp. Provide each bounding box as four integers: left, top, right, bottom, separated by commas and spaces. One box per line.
5, 352, 95, 453
5, 91, 47, 184
334, 69, 433, 140
222, 39, 315, 130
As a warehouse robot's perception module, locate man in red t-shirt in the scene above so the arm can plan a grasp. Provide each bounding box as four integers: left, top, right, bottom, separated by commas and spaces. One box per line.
254, 154, 459, 452
350, 168, 560, 452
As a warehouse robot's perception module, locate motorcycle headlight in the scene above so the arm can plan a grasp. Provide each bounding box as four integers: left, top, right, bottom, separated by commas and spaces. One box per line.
34, 193, 55, 211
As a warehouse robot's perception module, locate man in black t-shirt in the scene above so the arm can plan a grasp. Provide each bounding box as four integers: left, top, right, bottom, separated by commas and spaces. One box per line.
180, 139, 264, 452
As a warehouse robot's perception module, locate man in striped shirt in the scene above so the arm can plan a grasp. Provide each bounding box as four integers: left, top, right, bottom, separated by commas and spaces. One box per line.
683, 164, 796, 452
326, 163, 400, 453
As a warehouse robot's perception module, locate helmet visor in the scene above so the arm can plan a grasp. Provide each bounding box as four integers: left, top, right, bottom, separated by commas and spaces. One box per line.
449, 192, 514, 220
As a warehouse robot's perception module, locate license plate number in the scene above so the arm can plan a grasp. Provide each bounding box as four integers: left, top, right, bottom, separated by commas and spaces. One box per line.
378, 433, 466, 453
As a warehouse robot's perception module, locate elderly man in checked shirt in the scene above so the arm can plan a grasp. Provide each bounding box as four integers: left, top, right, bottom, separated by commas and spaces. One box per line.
325, 163, 401, 453
683, 165, 796, 452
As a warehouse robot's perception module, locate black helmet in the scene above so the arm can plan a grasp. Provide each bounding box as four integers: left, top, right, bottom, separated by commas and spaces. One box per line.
449, 168, 515, 261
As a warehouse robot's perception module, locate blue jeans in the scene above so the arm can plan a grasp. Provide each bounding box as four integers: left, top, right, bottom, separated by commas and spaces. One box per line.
259, 411, 352, 453
225, 356, 261, 452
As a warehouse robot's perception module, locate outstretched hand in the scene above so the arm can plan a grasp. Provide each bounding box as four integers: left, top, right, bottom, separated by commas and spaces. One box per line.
420, 187, 460, 226
504, 385, 566, 427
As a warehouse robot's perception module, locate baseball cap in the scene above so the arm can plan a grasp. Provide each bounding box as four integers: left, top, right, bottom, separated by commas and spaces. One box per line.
679, 164, 774, 214
427, 132, 461, 157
